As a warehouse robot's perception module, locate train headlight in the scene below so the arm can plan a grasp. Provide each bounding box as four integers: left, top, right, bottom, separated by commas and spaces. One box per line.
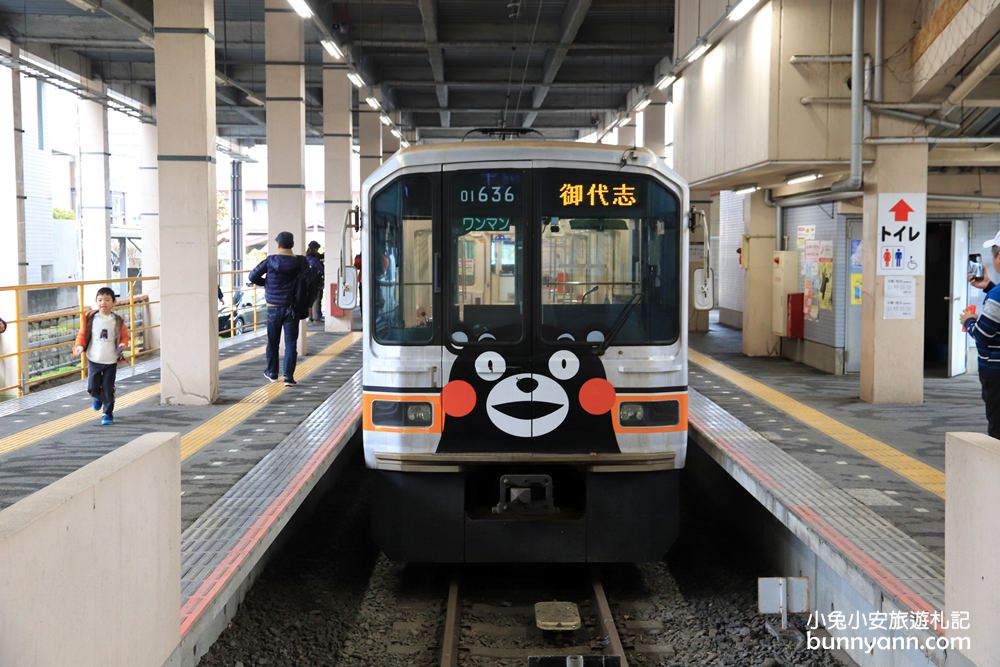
618, 400, 680, 427
619, 403, 645, 423
406, 403, 433, 426
371, 400, 434, 427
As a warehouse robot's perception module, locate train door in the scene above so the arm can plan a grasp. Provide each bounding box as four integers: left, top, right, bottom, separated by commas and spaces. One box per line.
438, 166, 536, 451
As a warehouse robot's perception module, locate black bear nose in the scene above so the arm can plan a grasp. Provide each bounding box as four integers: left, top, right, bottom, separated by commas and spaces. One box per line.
516, 376, 538, 393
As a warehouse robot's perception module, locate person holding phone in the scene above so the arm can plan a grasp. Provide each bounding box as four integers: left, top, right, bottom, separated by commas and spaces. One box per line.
962, 231, 1000, 438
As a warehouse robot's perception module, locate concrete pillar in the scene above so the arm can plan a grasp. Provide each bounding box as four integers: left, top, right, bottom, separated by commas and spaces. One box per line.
0, 46, 27, 396
138, 118, 160, 352
265, 0, 308, 354
741, 191, 779, 356
860, 144, 928, 404
359, 107, 382, 183
323, 58, 353, 334
153, 0, 219, 405
79, 93, 111, 283
641, 89, 668, 161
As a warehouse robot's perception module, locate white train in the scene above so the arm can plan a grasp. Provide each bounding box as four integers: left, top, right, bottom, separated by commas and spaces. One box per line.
338, 140, 696, 562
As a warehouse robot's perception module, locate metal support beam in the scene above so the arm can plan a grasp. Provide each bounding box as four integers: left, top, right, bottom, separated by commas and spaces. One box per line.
417, 0, 450, 128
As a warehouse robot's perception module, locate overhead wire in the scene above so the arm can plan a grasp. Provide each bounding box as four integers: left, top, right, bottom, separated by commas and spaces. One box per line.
512, 0, 546, 122
500, 1, 523, 128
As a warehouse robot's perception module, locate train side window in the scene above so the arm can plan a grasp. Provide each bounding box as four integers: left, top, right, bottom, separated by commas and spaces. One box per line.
371, 175, 435, 344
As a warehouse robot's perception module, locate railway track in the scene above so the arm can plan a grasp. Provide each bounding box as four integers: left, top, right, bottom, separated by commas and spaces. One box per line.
440, 568, 631, 667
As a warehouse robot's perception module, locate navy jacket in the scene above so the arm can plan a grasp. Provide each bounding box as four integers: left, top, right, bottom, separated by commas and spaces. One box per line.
249, 254, 304, 306
306, 254, 324, 279
966, 281, 1000, 377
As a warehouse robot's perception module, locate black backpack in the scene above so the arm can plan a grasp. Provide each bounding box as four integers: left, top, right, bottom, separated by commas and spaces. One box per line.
289, 256, 322, 320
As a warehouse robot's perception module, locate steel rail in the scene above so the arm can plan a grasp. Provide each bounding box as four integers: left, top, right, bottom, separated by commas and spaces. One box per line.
440, 573, 462, 667
591, 570, 628, 667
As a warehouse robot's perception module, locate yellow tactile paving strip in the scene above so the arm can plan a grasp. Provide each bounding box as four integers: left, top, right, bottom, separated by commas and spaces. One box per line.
0, 334, 358, 459
688, 349, 946, 499
179, 332, 361, 460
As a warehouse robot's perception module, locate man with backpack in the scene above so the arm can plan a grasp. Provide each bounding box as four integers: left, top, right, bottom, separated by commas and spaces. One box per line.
249, 230, 319, 386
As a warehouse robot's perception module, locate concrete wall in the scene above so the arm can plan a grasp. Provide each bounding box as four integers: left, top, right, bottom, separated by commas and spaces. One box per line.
674, 1, 773, 184
946, 432, 1000, 667
0, 432, 180, 667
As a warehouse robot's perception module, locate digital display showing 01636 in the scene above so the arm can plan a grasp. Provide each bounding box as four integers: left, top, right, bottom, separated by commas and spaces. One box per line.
451, 171, 521, 209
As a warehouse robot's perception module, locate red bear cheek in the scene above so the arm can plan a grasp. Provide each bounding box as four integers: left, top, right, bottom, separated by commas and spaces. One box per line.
579, 378, 615, 415
442, 380, 476, 417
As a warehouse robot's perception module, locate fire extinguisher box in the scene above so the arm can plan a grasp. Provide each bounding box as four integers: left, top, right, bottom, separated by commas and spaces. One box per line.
330, 283, 346, 317
786, 293, 804, 339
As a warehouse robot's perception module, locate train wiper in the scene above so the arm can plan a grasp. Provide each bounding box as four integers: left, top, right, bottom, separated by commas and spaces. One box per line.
596, 293, 642, 356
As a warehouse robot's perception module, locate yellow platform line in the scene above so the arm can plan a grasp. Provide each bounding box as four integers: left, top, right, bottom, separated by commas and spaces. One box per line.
179, 332, 361, 460
0, 344, 265, 457
688, 349, 946, 499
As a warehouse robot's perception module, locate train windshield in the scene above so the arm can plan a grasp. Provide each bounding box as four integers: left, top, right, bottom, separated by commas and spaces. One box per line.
446, 170, 527, 344
538, 169, 680, 345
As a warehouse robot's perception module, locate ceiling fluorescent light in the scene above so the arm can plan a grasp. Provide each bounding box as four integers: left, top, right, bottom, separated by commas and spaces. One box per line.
365, 96, 381, 110
245, 94, 264, 107
321, 39, 344, 60
728, 0, 762, 21
655, 74, 677, 90
733, 184, 759, 195
616, 118, 631, 128
634, 99, 651, 112
390, 128, 402, 139
687, 41, 711, 63
65, 0, 98, 11
400, 139, 410, 148
379, 114, 392, 126
346, 72, 365, 88
786, 172, 822, 185
137, 32, 155, 48
286, 0, 314, 18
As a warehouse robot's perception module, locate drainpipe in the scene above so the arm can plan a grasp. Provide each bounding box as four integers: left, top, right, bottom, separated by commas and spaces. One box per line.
840, 0, 865, 193
764, 189, 863, 209
928, 193, 1000, 204
874, 0, 884, 102
942, 38, 1000, 116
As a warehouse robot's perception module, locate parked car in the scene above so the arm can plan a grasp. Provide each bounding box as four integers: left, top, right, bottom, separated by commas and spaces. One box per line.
218, 291, 263, 337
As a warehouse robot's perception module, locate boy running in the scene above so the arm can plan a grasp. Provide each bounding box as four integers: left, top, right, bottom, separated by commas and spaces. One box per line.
72, 287, 129, 425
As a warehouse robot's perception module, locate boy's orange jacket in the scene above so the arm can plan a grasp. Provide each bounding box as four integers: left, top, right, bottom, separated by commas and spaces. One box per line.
75, 310, 129, 351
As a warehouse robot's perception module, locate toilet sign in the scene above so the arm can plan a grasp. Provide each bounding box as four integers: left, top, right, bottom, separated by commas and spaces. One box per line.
876, 193, 926, 276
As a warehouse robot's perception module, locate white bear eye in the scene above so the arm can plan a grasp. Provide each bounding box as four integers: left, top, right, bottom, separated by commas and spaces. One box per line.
548, 350, 579, 380
475, 351, 506, 381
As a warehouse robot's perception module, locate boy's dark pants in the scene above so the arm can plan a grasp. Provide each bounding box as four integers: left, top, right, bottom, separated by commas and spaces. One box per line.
981, 373, 1000, 439
87, 360, 117, 417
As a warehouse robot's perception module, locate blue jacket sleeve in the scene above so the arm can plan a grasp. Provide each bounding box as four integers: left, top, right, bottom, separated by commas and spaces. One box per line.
248, 258, 268, 286
969, 293, 1000, 342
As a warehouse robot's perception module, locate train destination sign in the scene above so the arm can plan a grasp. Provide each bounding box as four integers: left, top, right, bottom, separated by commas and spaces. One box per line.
451, 171, 522, 235
540, 170, 647, 216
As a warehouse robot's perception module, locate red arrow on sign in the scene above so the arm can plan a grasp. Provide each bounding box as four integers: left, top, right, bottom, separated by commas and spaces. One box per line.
889, 199, 914, 222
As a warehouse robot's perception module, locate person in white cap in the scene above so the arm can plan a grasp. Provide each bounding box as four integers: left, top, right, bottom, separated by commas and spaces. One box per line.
962, 231, 1000, 438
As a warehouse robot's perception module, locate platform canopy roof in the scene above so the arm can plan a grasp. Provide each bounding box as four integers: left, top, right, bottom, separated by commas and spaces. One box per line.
0, 0, 675, 145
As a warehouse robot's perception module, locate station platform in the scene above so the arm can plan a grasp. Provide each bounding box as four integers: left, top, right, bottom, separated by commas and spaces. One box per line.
687, 320, 971, 667
0, 325, 364, 665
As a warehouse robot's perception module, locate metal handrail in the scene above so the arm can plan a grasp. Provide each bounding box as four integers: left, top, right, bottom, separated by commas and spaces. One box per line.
0, 275, 159, 397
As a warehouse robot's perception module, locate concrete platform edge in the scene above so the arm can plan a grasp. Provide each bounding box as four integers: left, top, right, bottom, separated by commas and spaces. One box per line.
163, 413, 360, 667
688, 412, 975, 667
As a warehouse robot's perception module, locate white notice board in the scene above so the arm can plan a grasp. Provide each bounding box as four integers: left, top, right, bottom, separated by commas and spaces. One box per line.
884, 276, 916, 320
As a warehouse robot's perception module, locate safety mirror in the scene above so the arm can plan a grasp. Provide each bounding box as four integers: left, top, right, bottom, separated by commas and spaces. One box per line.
693, 268, 714, 311
337, 264, 358, 310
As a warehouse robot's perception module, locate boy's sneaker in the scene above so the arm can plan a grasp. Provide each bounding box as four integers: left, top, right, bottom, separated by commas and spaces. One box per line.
284, 378, 297, 386
100, 415, 114, 426
92, 398, 103, 411
264, 372, 278, 383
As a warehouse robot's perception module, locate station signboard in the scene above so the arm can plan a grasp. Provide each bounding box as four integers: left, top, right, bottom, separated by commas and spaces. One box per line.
876, 193, 926, 276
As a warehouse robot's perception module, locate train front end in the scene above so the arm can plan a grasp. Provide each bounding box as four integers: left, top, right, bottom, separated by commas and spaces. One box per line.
359, 142, 689, 562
